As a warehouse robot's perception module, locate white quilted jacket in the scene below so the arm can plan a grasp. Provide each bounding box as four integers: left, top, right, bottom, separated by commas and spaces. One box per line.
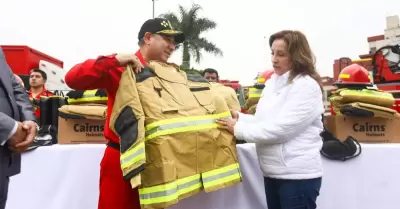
234, 72, 324, 179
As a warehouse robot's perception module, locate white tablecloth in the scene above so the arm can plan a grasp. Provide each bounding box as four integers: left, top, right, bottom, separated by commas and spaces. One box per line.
6, 143, 400, 209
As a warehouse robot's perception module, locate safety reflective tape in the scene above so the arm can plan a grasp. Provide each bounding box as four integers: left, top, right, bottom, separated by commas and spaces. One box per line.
145, 111, 231, 140
249, 94, 261, 98
202, 163, 241, 189
248, 88, 262, 98
139, 173, 202, 205
68, 97, 108, 103
339, 73, 372, 80
339, 73, 350, 79
120, 142, 146, 169
67, 90, 107, 103
340, 89, 393, 99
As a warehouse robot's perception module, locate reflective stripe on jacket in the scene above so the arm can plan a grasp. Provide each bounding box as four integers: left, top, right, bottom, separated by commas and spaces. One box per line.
67, 89, 107, 104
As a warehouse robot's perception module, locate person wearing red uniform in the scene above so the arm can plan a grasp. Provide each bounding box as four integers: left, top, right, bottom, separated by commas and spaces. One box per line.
28, 68, 53, 118
64, 18, 185, 209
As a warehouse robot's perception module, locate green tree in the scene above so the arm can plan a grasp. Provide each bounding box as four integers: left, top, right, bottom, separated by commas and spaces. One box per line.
160, 4, 223, 69
179, 65, 203, 75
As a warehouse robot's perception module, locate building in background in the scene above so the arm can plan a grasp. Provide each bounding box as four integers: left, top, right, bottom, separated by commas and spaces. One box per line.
332, 15, 400, 80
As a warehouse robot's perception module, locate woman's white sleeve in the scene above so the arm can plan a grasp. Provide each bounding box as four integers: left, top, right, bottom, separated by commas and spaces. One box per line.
237, 111, 256, 123
234, 81, 323, 144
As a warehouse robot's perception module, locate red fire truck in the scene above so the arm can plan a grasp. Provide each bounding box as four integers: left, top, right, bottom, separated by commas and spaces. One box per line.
1, 45, 65, 90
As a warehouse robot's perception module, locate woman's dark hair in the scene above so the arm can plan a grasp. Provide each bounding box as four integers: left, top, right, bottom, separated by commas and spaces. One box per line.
269, 30, 323, 92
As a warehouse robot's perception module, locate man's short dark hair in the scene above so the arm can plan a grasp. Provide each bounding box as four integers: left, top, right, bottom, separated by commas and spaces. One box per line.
202, 68, 219, 78
30, 68, 47, 80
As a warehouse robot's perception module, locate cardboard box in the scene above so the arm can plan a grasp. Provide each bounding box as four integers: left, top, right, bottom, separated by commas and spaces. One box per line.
324, 115, 400, 143
58, 117, 106, 144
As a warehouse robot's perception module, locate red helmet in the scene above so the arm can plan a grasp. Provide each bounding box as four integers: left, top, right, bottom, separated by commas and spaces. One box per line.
335, 64, 372, 85
257, 70, 274, 84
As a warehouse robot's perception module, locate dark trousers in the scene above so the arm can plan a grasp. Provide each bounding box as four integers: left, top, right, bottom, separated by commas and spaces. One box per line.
264, 177, 322, 209
0, 176, 9, 209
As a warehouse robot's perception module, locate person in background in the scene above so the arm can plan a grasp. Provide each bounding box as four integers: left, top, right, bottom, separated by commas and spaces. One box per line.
64, 18, 185, 209
202, 68, 219, 82
217, 30, 324, 209
28, 69, 53, 118
202, 68, 241, 111
0, 47, 37, 209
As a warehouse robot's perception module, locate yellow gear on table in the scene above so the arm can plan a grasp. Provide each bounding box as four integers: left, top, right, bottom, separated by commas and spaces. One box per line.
210, 82, 241, 111
329, 88, 394, 108
66, 89, 107, 105
109, 61, 242, 209
337, 102, 400, 119
245, 84, 264, 114
247, 104, 257, 114
58, 104, 107, 120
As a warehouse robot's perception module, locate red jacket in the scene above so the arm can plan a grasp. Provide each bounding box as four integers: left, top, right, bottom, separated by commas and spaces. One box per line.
65, 51, 146, 143
28, 88, 54, 117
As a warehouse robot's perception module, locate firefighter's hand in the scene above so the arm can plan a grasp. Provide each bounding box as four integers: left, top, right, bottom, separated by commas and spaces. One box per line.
216, 118, 236, 134
116, 53, 144, 73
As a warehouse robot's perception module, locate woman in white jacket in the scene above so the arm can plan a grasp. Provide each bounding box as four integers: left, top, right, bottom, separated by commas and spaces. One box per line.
217, 30, 324, 209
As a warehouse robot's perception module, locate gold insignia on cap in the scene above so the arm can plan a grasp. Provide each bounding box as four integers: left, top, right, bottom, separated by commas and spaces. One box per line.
161, 20, 173, 29
161, 21, 168, 27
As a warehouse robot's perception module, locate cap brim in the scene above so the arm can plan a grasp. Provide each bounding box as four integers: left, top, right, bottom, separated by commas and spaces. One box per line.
156, 30, 185, 44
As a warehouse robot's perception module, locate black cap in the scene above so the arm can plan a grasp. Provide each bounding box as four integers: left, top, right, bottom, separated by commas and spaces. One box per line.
138, 18, 185, 44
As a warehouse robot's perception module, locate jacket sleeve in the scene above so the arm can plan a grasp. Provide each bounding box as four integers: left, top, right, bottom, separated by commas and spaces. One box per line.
234, 80, 323, 144
0, 113, 18, 146
65, 54, 120, 90
237, 112, 256, 122
11, 73, 36, 122
109, 66, 145, 188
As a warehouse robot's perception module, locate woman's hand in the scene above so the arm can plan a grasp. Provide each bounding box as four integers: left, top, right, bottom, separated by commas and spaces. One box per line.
216, 118, 237, 134
230, 109, 239, 120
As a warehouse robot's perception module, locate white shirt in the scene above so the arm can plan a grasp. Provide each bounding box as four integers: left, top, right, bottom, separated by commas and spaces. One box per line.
234, 72, 324, 179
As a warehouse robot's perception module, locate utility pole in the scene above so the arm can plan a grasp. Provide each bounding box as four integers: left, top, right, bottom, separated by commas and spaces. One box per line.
152, 0, 155, 18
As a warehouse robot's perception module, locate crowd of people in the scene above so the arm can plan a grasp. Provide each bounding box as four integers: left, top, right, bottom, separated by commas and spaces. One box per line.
1, 17, 325, 209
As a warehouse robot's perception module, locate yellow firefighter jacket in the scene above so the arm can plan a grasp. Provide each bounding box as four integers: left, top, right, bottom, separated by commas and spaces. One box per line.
329, 88, 394, 108
109, 61, 242, 209
210, 82, 241, 111
245, 83, 264, 114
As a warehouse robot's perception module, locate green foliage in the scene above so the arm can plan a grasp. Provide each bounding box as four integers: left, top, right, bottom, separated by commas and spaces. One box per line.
179, 65, 203, 75
159, 4, 222, 69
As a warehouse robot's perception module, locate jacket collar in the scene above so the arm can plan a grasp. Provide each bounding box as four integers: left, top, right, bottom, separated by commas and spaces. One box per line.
271, 71, 291, 91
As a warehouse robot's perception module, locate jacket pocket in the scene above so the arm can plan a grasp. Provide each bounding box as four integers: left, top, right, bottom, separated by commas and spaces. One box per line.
191, 90, 216, 114
152, 79, 182, 106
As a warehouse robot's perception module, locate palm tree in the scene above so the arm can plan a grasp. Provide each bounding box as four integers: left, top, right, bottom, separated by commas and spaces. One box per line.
159, 4, 223, 69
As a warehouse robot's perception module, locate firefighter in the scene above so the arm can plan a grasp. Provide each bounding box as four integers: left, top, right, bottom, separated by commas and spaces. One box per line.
64, 18, 185, 209
28, 69, 53, 118
202, 68, 241, 111
245, 70, 274, 114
